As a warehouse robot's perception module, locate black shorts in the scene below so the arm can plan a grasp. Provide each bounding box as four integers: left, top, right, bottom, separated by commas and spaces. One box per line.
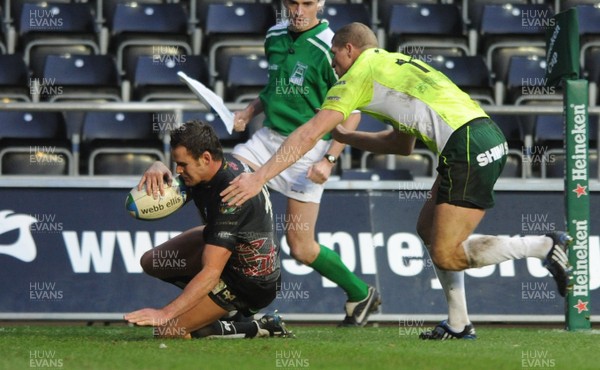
436, 117, 508, 209
208, 274, 280, 316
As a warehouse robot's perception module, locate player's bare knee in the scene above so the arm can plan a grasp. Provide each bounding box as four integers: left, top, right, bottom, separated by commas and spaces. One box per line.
288, 246, 313, 265
430, 250, 463, 271
140, 249, 157, 276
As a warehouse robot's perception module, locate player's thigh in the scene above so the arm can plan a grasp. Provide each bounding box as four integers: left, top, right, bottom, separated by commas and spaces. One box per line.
142, 225, 205, 274
416, 176, 441, 245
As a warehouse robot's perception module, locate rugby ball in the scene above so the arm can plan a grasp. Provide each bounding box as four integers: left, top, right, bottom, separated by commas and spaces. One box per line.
126, 176, 188, 220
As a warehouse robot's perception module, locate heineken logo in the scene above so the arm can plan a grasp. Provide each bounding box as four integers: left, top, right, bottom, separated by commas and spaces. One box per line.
571, 219, 589, 298
569, 103, 587, 181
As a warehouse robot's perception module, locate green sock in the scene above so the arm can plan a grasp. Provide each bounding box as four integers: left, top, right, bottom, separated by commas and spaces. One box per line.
309, 245, 369, 302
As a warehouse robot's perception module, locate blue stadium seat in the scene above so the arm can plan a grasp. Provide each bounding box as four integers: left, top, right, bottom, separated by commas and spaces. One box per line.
225, 54, 268, 103
39, 54, 121, 102
576, 4, 600, 72
181, 110, 248, 150
428, 55, 494, 105
377, 0, 438, 29
109, 2, 191, 77
16, 2, 99, 71
491, 114, 526, 149
132, 55, 209, 102
201, 3, 275, 85
478, 3, 554, 87
560, 0, 600, 12
0, 111, 73, 175
466, 0, 529, 30
80, 111, 165, 175
505, 55, 562, 105
386, 3, 469, 57
0, 7, 6, 54
322, 3, 371, 33
0, 54, 31, 102
585, 48, 600, 105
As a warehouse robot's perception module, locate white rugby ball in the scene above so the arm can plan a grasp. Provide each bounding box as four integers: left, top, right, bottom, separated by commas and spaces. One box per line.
126, 176, 188, 220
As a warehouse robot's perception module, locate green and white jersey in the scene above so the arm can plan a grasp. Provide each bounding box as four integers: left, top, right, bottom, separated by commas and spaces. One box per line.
322, 48, 489, 154
259, 20, 338, 139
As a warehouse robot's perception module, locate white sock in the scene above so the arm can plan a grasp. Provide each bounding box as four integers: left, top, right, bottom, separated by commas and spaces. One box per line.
426, 244, 470, 331
462, 235, 552, 268
434, 266, 470, 331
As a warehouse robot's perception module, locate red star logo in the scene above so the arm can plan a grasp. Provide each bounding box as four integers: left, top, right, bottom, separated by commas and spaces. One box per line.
573, 299, 589, 314
573, 184, 587, 198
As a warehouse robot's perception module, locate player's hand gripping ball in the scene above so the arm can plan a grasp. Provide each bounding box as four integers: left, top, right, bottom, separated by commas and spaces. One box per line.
126, 177, 188, 220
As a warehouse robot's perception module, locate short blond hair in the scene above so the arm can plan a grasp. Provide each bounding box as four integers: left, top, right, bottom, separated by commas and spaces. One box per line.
332, 22, 378, 51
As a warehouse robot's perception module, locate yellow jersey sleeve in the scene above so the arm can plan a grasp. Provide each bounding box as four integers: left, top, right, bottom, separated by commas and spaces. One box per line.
321, 57, 373, 121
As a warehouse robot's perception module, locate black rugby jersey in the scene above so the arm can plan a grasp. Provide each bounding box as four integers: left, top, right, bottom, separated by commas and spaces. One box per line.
187, 155, 280, 285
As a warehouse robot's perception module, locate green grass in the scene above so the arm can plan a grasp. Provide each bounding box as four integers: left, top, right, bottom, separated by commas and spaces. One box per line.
0, 324, 598, 370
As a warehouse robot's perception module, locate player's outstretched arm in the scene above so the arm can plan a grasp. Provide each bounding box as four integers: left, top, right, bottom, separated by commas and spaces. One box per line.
221, 109, 344, 206
137, 161, 173, 197
332, 126, 416, 156
307, 112, 361, 184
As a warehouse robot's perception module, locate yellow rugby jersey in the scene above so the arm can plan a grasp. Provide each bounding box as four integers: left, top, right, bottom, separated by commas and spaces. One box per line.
322, 48, 489, 154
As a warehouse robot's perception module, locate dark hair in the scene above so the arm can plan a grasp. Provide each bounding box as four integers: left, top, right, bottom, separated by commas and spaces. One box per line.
170, 120, 223, 161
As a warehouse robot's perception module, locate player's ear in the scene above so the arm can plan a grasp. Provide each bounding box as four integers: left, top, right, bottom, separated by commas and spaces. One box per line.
201, 150, 213, 164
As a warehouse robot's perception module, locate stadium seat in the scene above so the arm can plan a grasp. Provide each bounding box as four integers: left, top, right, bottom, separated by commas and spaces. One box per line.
322, 3, 371, 33
0, 54, 31, 102
347, 114, 390, 168
466, 0, 529, 29
377, 0, 438, 30
37, 54, 121, 102
428, 55, 494, 105
386, 3, 469, 57
108, 2, 192, 78
132, 55, 209, 102
201, 3, 275, 86
576, 4, 600, 72
499, 153, 523, 178
489, 113, 527, 177
505, 55, 563, 105
363, 152, 435, 178
559, 0, 600, 12
80, 111, 165, 175
491, 114, 527, 150
0, 111, 73, 175
15, 2, 99, 71
585, 48, 600, 105
181, 110, 248, 151
353, 112, 437, 177
224, 54, 268, 103
0, 7, 7, 54
477, 3, 553, 90
543, 151, 598, 179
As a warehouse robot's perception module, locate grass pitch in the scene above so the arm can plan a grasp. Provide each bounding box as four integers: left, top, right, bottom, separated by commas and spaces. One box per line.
0, 323, 598, 370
